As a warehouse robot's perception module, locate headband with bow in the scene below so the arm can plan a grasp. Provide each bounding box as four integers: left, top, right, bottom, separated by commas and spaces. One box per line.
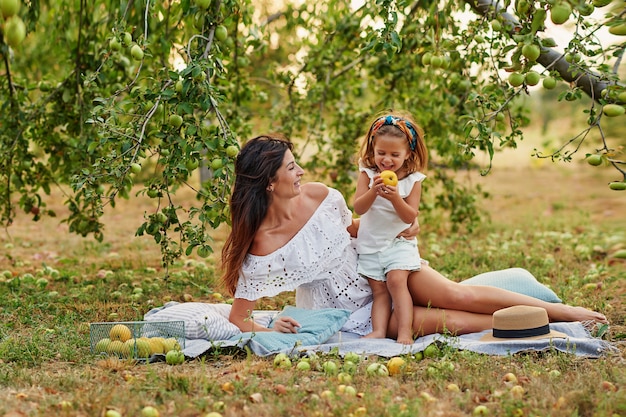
367, 115, 419, 151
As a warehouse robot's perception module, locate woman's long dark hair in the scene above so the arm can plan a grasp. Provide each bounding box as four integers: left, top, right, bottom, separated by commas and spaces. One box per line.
221, 134, 293, 295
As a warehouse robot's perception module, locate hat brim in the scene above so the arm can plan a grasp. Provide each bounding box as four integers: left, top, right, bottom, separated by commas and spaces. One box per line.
480, 329, 568, 342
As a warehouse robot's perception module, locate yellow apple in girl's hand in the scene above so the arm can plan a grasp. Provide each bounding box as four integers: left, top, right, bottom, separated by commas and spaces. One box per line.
380, 170, 398, 186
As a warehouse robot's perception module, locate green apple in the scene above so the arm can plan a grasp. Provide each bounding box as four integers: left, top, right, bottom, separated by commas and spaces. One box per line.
565, 52, 581, 63
135, 339, 153, 357
155, 212, 167, 224
121, 31, 132, 46
130, 163, 142, 174
194, 70, 206, 82
166, 349, 185, 365
186, 158, 199, 171
210, 158, 223, 170
337, 372, 352, 383
603, 104, 625, 117
344, 352, 361, 363
141, 406, 160, 417
4, 16, 26, 48
521, 44, 540, 61
609, 24, 626, 36
225, 145, 239, 158
322, 360, 338, 375
105, 410, 122, 417
342, 360, 357, 374
550, 3, 571, 25
586, 154, 602, 166
525, 71, 540, 86
366, 362, 389, 377
472, 405, 489, 415
508, 72, 525, 87
423, 343, 440, 358
608, 182, 626, 190
95, 338, 111, 354
273, 353, 292, 369
109, 37, 121, 51
169, 114, 183, 128
0, 0, 20, 18
162, 337, 181, 352
430, 56, 442, 68
215, 25, 228, 42
296, 360, 311, 371
577, 3, 594, 16
195, 0, 210, 9
130, 44, 144, 61
542, 77, 557, 89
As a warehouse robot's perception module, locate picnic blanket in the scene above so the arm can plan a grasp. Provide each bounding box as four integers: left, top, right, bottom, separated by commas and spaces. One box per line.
144, 268, 615, 359
144, 302, 615, 359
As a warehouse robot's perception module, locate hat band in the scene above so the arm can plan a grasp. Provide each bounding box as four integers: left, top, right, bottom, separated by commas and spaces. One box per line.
492, 324, 551, 339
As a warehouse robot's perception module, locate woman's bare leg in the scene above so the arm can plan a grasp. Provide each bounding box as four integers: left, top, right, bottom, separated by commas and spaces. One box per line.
387, 305, 493, 338
408, 264, 608, 323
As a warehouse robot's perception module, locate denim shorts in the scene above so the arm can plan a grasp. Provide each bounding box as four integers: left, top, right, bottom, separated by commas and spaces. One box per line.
357, 237, 421, 282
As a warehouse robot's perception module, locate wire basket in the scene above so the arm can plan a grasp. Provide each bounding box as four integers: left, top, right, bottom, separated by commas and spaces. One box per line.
89, 321, 185, 359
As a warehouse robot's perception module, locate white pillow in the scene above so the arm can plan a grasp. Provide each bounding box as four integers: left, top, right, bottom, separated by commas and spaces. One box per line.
144, 302, 241, 340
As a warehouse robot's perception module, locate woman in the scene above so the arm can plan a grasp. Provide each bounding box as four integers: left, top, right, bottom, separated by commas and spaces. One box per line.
221, 135, 607, 338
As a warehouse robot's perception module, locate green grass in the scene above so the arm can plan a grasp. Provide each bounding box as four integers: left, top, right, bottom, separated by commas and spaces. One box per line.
0, 166, 624, 416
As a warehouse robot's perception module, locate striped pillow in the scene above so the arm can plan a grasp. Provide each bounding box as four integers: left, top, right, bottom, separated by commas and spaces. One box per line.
144, 302, 242, 341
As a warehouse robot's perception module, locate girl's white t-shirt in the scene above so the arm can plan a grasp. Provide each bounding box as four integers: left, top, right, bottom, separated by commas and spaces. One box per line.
356, 167, 426, 254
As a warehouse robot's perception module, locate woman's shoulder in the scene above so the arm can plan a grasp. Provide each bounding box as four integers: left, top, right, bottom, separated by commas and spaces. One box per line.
301, 182, 330, 202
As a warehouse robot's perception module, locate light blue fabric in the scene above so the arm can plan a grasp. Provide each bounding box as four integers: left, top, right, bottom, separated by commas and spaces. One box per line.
460, 268, 562, 303
226, 306, 351, 354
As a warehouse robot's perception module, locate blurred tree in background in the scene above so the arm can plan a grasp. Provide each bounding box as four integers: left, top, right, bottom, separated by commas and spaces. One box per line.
1, 0, 624, 266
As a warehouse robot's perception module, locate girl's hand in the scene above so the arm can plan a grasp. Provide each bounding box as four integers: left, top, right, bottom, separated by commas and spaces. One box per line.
272, 316, 301, 333
373, 175, 397, 199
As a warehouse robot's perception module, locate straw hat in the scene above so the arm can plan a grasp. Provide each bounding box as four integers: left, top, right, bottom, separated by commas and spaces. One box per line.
480, 305, 568, 342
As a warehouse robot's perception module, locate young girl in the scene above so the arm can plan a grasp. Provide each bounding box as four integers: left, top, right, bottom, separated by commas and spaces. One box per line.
353, 111, 428, 344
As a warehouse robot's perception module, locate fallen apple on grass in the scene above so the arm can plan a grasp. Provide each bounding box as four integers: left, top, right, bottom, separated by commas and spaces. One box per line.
141, 406, 160, 417
322, 360, 339, 375
273, 353, 292, 369
386, 356, 406, 375
366, 362, 389, 377
165, 349, 185, 365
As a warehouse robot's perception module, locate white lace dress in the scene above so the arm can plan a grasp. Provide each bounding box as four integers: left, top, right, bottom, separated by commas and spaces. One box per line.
235, 187, 374, 335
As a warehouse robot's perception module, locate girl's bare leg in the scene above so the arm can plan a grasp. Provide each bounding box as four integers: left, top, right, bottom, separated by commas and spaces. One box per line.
387, 305, 493, 338
408, 264, 608, 324
386, 270, 413, 344
364, 279, 391, 339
